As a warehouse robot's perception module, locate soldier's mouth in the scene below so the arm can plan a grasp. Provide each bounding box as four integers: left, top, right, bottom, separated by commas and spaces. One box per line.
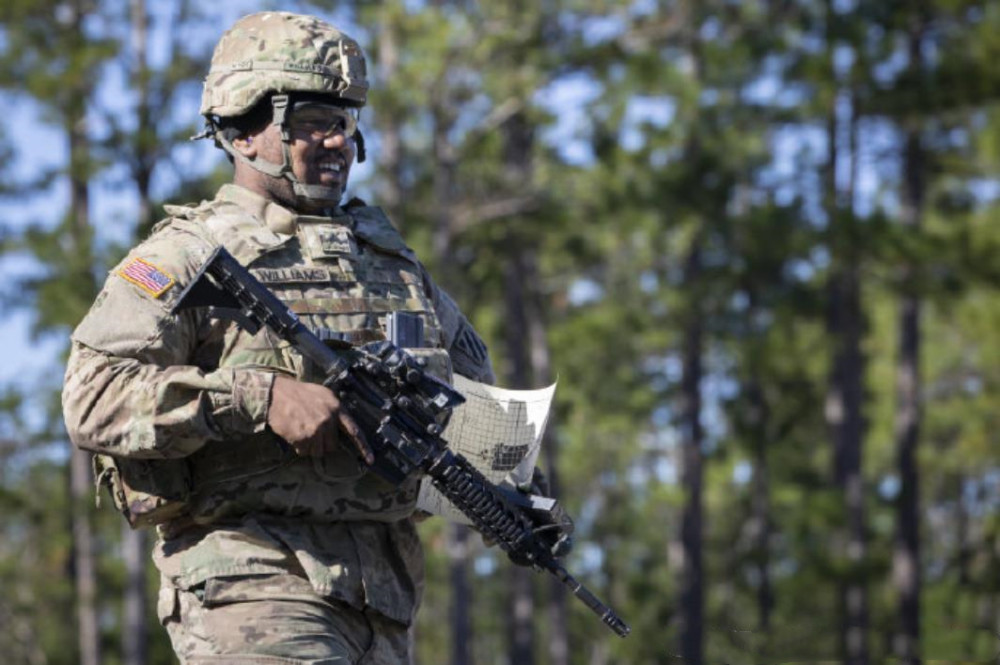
313, 160, 347, 186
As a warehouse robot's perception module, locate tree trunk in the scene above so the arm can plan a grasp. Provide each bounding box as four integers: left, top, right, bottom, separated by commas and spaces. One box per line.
747, 377, 773, 634
122, 4, 152, 664
742, 279, 773, 638
448, 524, 472, 665
674, 6, 706, 658
892, 22, 926, 663
374, 9, 404, 220
823, 17, 868, 658
67, 8, 100, 654
892, 263, 921, 665
677, 238, 705, 665
130, 0, 154, 235
122, 524, 149, 665
70, 448, 100, 665
526, 266, 569, 665
502, 246, 536, 665
831, 241, 868, 665
498, 106, 539, 665
507, 237, 570, 665
827, 199, 869, 665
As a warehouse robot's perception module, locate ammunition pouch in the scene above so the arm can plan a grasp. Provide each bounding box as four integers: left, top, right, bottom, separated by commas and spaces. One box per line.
93, 434, 296, 529
94, 454, 191, 529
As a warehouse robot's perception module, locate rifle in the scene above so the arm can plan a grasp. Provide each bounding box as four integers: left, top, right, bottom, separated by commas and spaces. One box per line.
172, 246, 630, 638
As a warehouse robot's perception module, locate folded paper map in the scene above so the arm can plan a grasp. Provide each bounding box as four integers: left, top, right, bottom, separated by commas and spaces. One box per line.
415, 374, 557, 523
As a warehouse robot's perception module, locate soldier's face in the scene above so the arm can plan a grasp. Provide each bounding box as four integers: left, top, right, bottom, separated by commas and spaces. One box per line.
287, 102, 358, 200
249, 104, 358, 212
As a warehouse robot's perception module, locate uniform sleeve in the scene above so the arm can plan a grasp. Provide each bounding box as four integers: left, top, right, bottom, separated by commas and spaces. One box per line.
62, 230, 275, 459
425, 273, 496, 385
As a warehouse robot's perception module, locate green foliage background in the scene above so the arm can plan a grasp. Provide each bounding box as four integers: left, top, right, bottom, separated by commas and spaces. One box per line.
1, 1, 999, 663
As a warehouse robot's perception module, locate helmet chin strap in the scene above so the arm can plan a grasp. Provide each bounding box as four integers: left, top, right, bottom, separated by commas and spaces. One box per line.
292, 183, 344, 209
214, 94, 349, 210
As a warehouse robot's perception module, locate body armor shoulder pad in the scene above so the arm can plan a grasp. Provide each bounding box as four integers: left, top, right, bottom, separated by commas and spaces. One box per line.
434, 287, 496, 384
154, 200, 219, 233
154, 200, 287, 267
348, 206, 414, 257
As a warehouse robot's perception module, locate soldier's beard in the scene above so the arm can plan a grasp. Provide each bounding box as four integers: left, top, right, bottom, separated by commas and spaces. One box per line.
262, 176, 343, 215
293, 182, 344, 213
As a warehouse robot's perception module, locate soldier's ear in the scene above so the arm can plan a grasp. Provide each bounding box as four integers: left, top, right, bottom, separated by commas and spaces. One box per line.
233, 133, 258, 157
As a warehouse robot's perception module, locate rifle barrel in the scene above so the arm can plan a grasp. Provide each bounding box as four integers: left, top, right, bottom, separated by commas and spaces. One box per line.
550, 563, 631, 638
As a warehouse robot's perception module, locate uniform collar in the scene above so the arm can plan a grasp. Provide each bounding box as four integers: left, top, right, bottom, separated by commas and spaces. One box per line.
216, 184, 300, 236
216, 184, 353, 235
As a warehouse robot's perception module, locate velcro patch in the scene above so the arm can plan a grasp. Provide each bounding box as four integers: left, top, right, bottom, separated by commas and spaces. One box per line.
454, 323, 489, 366
318, 226, 357, 255
118, 258, 175, 298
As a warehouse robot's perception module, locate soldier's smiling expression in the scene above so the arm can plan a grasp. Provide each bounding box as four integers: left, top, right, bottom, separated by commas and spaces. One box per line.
240, 100, 358, 212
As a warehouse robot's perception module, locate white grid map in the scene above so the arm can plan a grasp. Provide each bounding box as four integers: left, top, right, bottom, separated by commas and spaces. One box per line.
416, 375, 557, 523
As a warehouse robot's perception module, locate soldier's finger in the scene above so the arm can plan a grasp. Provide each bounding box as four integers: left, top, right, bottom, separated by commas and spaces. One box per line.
290, 437, 312, 458
284, 423, 304, 456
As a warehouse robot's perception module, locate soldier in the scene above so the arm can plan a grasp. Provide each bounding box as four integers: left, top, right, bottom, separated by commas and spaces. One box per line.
62, 11, 502, 663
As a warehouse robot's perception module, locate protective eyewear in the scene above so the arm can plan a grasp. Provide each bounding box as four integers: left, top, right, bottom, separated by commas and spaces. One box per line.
288, 102, 359, 139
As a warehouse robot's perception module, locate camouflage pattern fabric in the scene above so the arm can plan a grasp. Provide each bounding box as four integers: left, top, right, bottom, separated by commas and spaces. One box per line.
201, 11, 369, 118
158, 571, 410, 664
62, 184, 494, 656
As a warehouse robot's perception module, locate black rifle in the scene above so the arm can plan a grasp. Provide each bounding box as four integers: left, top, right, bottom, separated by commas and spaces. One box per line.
172, 246, 630, 638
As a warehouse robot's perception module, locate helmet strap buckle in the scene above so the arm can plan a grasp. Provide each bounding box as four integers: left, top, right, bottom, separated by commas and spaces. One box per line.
271, 94, 291, 143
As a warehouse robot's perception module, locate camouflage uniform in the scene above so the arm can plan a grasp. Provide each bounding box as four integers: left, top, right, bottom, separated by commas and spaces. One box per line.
63, 184, 494, 663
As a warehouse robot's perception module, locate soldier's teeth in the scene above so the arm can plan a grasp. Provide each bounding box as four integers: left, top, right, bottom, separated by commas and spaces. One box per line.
320, 163, 341, 172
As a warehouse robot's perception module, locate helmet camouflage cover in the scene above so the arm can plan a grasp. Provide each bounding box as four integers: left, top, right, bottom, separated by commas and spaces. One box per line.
201, 11, 369, 118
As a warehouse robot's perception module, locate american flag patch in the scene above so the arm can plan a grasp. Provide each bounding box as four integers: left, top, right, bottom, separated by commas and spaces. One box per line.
118, 258, 175, 298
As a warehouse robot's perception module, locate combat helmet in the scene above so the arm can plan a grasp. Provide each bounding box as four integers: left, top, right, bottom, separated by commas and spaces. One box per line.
199, 11, 369, 207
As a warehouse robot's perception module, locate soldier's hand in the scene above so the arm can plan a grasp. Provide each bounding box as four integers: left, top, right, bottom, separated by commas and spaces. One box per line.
517, 467, 574, 558
267, 375, 374, 464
